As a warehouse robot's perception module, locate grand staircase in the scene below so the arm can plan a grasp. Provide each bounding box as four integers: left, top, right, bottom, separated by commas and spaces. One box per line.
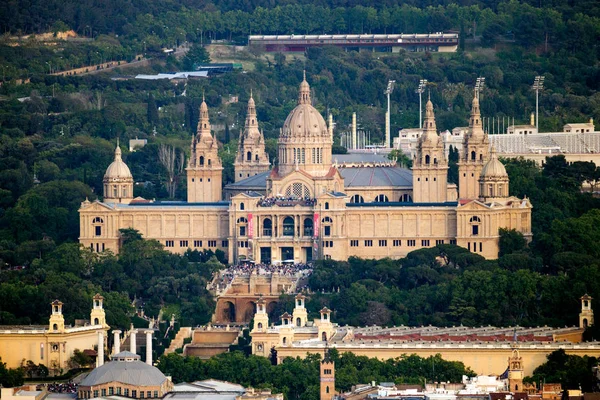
165, 327, 192, 354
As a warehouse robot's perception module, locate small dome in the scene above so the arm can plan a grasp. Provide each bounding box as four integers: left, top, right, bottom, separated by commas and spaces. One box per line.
80, 355, 167, 387
104, 144, 132, 180
481, 147, 507, 178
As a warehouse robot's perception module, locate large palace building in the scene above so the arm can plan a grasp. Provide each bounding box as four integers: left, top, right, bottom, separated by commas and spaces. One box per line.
79, 76, 532, 262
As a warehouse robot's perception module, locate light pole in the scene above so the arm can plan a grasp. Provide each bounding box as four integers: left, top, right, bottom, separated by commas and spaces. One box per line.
416, 79, 427, 129
475, 76, 485, 99
532, 75, 544, 131
384, 80, 395, 148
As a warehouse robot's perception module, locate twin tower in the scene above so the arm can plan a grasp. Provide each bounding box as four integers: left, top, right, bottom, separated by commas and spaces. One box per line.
186, 94, 270, 203
412, 94, 508, 203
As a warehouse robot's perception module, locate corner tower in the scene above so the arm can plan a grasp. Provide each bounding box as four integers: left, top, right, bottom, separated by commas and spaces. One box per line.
320, 349, 335, 400
580, 294, 594, 329
234, 92, 270, 182
90, 293, 108, 328
277, 73, 333, 177
103, 141, 134, 204
458, 93, 490, 200
412, 98, 448, 203
186, 98, 223, 202
49, 300, 65, 333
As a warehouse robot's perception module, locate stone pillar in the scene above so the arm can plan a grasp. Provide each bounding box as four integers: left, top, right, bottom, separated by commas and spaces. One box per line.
145, 330, 153, 365
130, 329, 138, 354
113, 330, 122, 355
97, 331, 104, 367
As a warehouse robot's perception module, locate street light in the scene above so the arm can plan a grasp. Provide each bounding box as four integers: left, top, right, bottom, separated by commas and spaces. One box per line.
415, 79, 427, 129
475, 76, 485, 99
384, 80, 396, 148
532, 75, 545, 131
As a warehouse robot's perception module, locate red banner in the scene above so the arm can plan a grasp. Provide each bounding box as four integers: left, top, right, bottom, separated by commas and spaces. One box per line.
248, 213, 254, 239
313, 213, 319, 238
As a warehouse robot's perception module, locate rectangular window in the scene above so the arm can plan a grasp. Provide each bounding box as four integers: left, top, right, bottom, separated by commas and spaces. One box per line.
154, 392, 159, 398
407, 240, 416, 247
109, 388, 114, 395
165, 240, 174, 247
322, 241, 333, 248
239, 226, 246, 236
479, 242, 483, 252
421, 240, 430, 247
450, 239, 457, 245
350, 240, 359, 247
393, 240, 401, 247
364, 240, 373, 247
117, 388, 122, 395
140, 391, 144, 398
101, 389, 107, 397
324, 226, 331, 236
472, 225, 479, 236
93, 391, 99, 398
238, 241, 249, 248
132, 390, 137, 398
222, 240, 228, 247
124, 389, 129, 397
436, 240, 444, 245
193, 240, 202, 247
378, 240, 387, 247
147, 392, 151, 399
95, 226, 102, 236
179, 240, 188, 247
208, 240, 217, 247
468, 242, 471, 251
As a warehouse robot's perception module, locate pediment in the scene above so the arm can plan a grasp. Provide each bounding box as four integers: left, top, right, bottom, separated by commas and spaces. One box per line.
457, 199, 490, 211
79, 200, 115, 211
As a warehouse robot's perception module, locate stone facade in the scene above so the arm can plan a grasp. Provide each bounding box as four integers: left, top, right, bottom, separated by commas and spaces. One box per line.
79, 76, 532, 262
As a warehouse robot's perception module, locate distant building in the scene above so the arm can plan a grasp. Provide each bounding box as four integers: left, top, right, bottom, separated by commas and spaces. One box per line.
129, 138, 147, 152
248, 33, 458, 53
0, 295, 109, 374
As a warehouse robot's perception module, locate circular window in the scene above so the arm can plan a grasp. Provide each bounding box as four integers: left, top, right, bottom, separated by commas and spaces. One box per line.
257, 344, 263, 351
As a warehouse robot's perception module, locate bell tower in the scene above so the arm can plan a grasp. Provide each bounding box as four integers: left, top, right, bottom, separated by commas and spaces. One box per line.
292, 293, 308, 327
458, 92, 490, 200
253, 297, 269, 333
580, 294, 594, 329
507, 349, 524, 392
186, 97, 223, 202
49, 300, 65, 333
234, 92, 270, 182
412, 98, 448, 203
90, 293, 107, 328
320, 349, 335, 400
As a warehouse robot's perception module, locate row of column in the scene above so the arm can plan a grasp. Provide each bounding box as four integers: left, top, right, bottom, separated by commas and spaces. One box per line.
96, 329, 154, 367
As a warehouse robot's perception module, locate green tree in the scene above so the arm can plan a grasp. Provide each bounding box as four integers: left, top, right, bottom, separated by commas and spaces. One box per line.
182, 44, 211, 71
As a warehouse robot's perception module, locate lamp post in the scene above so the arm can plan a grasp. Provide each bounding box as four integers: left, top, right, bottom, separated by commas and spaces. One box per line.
475, 76, 485, 99
384, 80, 395, 148
532, 76, 544, 131
416, 79, 427, 129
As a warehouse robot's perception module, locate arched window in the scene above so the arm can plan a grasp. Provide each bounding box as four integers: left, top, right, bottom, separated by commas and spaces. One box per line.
303, 218, 313, 237
199, 156, 205, 166
325, 202, 329, 210
263, 218, 272, 236
257, 322, 263, 329
255, 154, 259, 161
285, 182, 311, 199
208, 159, 212, 166
350, 194, 364, 203
283, 337, 287, 344
322, 217, 333, 237
92, 217, 104, 236
471, 151, 476, 161
283, 217, 295, 236
94, 318, 99, 325
240, 202, 245, 210
296, 318, 301, 327
247, 151, 252, 161
425, 155, 430, 164
433, 158, 437, 164
326, 387, 330, 394
470, 216, 481, 236
322, 332, 327, 341
237, 217, 248, 237
400, 194, 413, 202
374, 194, 389, 202
53, 324, 58, 331
480, 153, 483, 161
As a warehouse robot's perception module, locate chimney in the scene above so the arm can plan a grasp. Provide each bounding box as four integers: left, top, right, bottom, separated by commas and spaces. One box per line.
97, 331, 104, 367
352, 113, 357, 150
113, 330, 122, 355
145, 330, 153, 365
130, 329, 138, 354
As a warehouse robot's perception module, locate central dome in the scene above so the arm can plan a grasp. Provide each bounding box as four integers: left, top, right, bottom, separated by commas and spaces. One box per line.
104, 145, 132, 180
276, 73, 333, 177
280, 74, 329, 142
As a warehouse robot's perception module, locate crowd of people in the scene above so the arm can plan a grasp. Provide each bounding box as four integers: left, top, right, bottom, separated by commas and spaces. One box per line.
210, 261, 313, 291
39, 382, 78, 393
257, 195, 317, 207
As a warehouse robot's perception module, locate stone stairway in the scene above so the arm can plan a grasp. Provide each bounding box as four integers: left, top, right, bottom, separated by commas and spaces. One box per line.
164, 327, 192, 354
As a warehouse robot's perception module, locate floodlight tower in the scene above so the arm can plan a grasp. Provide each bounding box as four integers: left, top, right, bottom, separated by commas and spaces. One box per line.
416, 79, 427, 129
475, 76, 485, 99
384, 80, 395, 148
532, 76, 545, 131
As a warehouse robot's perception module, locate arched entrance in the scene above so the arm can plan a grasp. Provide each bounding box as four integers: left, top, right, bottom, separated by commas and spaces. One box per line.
221, 301, 236, 322
243, 301, 257, 322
